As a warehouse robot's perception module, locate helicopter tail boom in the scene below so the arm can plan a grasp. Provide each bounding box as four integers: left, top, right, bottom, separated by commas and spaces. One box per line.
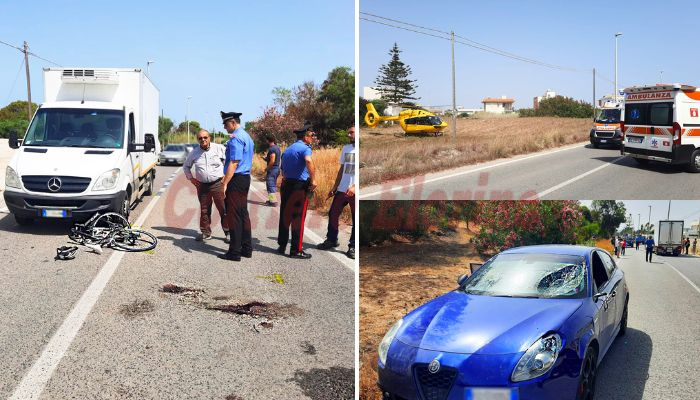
365, 102, 399, 127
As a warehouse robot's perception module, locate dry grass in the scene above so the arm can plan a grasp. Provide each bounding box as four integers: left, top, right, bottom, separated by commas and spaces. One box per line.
359, 224, 484, 399
252, 147, 349, 215
360, 116, 591, 186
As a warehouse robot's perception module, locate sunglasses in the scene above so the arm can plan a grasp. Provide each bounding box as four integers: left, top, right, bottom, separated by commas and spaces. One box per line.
197, 137, 209, 141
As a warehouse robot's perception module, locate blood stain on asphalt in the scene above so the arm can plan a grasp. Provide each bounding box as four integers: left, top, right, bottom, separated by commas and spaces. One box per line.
206, 301, 304, 320
119, 299, 155, 318
288, 366, 354, 400
160, 283, 205, 294
302, 341, 317, 355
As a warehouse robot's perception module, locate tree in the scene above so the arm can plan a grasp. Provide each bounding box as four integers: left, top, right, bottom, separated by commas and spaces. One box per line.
591, 200, 627, 238
158, 116, 174, 136
318, 66, 355, 131
177, 120, 201, 134
0, 100, 38, 121
374, 43, 419, 104
249, 106, 302, 150
271, 87, 293, 113
522, 96, 593, 118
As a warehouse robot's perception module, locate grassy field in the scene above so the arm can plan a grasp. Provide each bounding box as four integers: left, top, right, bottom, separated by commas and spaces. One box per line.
359, 223, 484, 399
360, 116, 591, 186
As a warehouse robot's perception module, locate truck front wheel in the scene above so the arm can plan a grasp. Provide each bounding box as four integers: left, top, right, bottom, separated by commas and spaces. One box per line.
120, 191, 131, 220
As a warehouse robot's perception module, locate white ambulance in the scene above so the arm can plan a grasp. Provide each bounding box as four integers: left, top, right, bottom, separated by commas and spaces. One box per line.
590, 98, 624, 148
621, 83, 700, 172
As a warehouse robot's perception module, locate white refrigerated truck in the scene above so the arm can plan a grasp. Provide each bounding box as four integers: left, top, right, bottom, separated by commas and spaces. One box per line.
4, 68, 160, 225
656, 220, 684, 256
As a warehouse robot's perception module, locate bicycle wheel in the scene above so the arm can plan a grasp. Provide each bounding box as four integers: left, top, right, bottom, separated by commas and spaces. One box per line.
110, 228, 157, 252
92, 212, 130, 230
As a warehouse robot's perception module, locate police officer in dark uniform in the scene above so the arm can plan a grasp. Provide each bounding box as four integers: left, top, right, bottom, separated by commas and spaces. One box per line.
277, 124, 317, 259
219, 111, 255, 261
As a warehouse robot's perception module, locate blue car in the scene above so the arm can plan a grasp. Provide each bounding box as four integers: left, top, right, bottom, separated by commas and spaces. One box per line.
377, 245, 629, 400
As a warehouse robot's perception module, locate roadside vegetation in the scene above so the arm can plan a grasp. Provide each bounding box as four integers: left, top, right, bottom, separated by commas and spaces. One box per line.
360, 115, 591, 186
359, 199, 631, 399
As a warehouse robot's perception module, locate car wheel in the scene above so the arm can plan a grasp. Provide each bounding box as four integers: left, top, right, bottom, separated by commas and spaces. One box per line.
686, 148, 700, 173
14, 215, 34, 226
618, 298, 628, 336
591, 141, 599, 149
576, 347, 598, 400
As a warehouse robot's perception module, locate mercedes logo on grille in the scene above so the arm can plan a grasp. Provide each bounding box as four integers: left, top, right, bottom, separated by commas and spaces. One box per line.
428, 358, 441, 374
47, 177, 62, 192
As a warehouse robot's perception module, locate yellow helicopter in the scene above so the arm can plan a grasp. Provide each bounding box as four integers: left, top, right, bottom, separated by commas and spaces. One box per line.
365, 103, 448, 136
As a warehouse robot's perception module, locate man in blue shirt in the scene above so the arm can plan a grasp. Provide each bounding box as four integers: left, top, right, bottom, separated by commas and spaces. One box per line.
645, 235, 655, 263
278, 124, 317, 259
264, 135, 281, 206
219, 111, 255, 261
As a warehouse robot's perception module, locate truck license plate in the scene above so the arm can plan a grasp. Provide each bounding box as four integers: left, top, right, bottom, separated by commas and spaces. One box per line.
466, 388, 518, 400
42, 209, 68, 218
628, 136, 643, 143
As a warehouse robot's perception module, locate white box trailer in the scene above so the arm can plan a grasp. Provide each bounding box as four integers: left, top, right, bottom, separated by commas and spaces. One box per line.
621, 83, 700, 171
4, 68, 160, 225
657, 220, 684, 256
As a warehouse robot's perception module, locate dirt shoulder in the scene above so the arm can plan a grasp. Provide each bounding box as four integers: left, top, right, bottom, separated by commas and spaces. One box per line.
359, 224, 485, 400
359, 116, 590, 186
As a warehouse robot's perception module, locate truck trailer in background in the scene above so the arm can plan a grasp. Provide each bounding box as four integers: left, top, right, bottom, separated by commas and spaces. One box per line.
657, 220, 684, 256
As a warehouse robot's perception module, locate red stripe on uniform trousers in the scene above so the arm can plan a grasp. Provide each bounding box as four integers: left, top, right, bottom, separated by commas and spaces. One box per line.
298, 195, 309, 253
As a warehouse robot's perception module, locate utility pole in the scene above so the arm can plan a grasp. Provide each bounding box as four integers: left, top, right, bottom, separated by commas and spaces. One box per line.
667, 200, 671, 220
451, 31, 456, 143
23, 41, 32, 121
638, 214, 641, 233
614, 33, 622, 102
648, 205, 652, 224
592, 68, 596, 119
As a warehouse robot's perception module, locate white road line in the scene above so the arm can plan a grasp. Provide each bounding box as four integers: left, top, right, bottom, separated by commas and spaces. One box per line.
359, 142, 587, 199
249, 184, 356, 272
528, 155, 626, 199
9, 172, 175, 400
662, 260, 700, 295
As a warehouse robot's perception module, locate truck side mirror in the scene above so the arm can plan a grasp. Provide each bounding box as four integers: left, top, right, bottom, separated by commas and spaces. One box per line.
8, 130, 19, 149
144, 134, 155, 152
457, 274, 469, 286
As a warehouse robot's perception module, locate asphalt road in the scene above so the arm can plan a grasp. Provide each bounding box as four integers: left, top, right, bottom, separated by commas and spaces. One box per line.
0, 164, 355, 399
359, 143, 700, 200
595, 246, 700, 399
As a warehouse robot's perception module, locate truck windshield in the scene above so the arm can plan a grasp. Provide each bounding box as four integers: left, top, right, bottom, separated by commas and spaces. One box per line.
23, 108, 125, 149
595, 109, 621, 123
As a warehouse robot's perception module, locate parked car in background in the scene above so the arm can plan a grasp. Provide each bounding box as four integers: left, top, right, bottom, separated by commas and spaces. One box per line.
158, 144, 187, 165
377, 245, 628, 400
184, 143, 197, 153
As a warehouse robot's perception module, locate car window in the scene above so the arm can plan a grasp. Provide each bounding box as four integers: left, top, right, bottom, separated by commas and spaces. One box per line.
591, 251, 610, 291
597, 251, 616, 277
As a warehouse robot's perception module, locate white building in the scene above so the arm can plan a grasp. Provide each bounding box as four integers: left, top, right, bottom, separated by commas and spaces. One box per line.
533, 89, 556, 109
363, 86, 381, 101
482, 96, 515, 113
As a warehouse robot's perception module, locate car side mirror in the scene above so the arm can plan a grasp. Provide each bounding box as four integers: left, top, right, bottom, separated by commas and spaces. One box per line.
144, 134, 155, 152
469, 263, 483, 274
8, 130, 19, 149
593, 292, 608, 302
457, 274, 469, 286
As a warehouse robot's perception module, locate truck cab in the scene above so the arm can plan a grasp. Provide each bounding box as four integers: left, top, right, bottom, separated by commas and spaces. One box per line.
621, 83, 700, 172
3, 68, 159, 225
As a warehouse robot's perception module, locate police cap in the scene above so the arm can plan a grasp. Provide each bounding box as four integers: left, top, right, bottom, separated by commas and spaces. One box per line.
220, 111, 242, 123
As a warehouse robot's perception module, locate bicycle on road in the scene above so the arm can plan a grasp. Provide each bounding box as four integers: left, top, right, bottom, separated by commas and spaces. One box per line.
69, 212, 157, 252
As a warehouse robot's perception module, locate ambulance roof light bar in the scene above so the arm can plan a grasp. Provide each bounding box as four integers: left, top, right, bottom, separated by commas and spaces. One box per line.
624, 83, 696, 93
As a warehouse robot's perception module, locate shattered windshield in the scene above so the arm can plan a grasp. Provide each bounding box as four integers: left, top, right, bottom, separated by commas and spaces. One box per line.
462, 253, 587, 299
23, 108, 124, 149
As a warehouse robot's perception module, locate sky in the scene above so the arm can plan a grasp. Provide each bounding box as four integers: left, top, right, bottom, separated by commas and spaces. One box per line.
0, 0, 354, 130
580, 200, 700, 232
360, 0, 700, 109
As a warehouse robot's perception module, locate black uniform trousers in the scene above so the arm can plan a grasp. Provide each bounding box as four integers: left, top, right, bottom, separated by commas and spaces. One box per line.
225, 174, 252, 256
278, 178, 310, 254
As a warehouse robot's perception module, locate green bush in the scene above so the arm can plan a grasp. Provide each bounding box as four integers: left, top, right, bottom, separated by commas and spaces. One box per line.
0, 119, 29, 139
519, 97, 593, 118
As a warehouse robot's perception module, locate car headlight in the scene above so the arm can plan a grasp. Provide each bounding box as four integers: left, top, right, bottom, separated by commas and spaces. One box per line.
378, 319, 403, 366
5, 166, 21, 189
511, 333, 562, 382
93, 168, 120, 191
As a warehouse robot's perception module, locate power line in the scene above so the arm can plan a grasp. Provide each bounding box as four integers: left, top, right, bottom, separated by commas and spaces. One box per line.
27, 51, 61, 67
5, 58, 25, 103
0, 38, 23, 51
0, 38, 62, 66
361, 13, 582, 72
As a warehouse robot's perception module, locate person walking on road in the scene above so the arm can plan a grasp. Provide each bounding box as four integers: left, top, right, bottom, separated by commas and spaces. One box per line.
684, 237, 690, 255
219, 111, 254, 262
614, 236, 620, 258
183, 129, 229, 242
264, 135, 281, 206
645, 235, 655, 263
620, 237, 626, 256
317, 125, 355, 259
693, 238, 697, 255
277, 124, 317, 259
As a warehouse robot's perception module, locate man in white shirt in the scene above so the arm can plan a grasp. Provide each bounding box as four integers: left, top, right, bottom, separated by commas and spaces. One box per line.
183, 129, 229, 242
317, 126, 355, 259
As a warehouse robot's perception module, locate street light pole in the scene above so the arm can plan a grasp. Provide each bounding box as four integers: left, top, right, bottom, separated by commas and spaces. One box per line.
648, 205, 652, 224
638, 214, 641, 232
186, 96, 192, 144
614, 33, 622, 102
146, 60, 155, 76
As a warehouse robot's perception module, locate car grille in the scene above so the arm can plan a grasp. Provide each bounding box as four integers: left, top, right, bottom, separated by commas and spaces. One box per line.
24, 199, 87, 209
595, 131, 615, 138
414, 363, 457, 400
22, 176, 91, 193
